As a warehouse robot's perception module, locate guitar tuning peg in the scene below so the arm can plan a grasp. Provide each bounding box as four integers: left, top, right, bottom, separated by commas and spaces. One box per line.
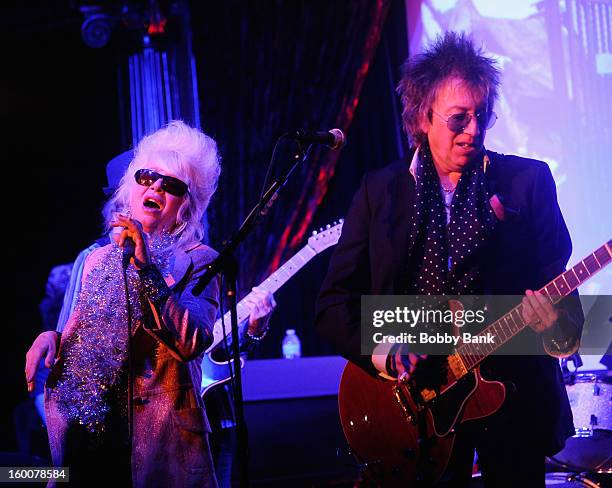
312, 230, 318, 235
326, 224, 331, 229
339, 218, 344, 223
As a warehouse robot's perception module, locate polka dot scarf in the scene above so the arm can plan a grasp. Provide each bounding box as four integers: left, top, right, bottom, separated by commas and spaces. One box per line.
406, 141, 496, 296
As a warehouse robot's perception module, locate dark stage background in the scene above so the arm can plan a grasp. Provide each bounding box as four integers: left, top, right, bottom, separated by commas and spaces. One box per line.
2, 0, 408, 465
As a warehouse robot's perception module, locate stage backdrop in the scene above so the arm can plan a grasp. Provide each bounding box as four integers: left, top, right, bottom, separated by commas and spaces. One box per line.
406, 0, 611, 295
190, 0, 409, 360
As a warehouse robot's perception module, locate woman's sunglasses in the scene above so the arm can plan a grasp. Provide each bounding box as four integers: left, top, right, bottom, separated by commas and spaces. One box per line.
134, 169, 189, 197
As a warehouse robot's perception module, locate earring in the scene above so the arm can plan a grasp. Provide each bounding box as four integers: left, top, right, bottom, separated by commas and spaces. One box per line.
173, 221, 187, 235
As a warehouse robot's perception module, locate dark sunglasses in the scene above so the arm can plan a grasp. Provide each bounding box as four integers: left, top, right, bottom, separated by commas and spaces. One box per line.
432, 110, 497, 134
134, 169, 189, 197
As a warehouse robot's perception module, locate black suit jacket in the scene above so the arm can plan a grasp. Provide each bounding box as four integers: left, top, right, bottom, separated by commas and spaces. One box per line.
315, 150, 583, 454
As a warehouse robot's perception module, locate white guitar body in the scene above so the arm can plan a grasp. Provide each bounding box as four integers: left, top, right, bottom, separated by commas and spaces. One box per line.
201, 353, 245, 395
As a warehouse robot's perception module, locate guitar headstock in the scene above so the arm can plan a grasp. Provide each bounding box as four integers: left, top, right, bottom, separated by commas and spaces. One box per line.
307, 220, 344, 253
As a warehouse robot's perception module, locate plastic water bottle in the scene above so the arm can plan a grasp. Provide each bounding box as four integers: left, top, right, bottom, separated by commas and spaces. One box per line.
282, 329, 301, 359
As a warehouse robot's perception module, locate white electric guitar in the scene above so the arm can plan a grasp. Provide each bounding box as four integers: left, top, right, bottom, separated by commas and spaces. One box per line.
201, 220, 344, 397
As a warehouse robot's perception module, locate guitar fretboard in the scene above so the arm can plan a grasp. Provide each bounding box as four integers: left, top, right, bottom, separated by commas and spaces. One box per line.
213, 245, 317, 343
456, 240, 611, 371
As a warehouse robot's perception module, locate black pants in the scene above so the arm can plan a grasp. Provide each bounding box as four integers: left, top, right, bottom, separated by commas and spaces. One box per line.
439, 417, 546, 488
208, 426, 236, 488
63, 419, 131, 487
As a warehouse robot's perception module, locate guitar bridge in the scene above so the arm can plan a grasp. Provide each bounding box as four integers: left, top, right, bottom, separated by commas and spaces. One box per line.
392, 385, 416, 423
448, 353, 468, 380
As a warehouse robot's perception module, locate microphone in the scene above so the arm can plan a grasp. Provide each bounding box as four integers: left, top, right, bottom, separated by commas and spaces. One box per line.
122, 237, 135, 269
285, 128, 346, 150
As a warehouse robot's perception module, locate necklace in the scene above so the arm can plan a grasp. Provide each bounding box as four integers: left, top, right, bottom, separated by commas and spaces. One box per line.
440, 184, 456, 193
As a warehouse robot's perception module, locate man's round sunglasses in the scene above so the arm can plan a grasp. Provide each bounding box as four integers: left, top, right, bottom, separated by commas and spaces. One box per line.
134, 169, 189, 197
432, 110, 497, 134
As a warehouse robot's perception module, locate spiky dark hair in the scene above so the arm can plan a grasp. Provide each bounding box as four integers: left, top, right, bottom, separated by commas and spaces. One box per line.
397, 31, 500, 146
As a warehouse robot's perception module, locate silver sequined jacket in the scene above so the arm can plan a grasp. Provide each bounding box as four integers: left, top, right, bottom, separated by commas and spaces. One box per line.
45, 242, 220, 488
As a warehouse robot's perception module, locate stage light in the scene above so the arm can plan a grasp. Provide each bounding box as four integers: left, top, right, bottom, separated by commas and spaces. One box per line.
80, 8, 113, 49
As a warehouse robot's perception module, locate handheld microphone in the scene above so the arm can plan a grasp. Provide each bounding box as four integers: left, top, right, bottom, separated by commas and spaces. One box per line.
285, 128, 346, 150
122, 237, 135, 269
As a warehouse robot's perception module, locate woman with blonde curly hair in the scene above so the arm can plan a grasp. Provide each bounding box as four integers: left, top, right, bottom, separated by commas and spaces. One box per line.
26, 121, 222, 487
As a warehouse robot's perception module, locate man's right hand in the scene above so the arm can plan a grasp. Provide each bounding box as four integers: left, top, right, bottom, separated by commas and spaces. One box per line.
25, 331, 58, 393
394, 351, 428, 383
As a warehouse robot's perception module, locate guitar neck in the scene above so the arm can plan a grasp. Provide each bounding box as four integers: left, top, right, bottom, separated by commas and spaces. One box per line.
456, 240, 611, 371
214, 245, 318, 334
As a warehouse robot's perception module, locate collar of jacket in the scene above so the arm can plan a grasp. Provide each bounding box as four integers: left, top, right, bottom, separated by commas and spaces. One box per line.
165, 241, 204, 289
408, 145, 493, 181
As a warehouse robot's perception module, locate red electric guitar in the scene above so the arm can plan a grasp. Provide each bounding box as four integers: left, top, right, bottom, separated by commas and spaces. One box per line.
338, 240, 611, 486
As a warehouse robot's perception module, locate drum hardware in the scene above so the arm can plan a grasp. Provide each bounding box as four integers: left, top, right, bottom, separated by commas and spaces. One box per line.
549, 370, 612, 476
545, 471, 606, 488
565, 473, 600, 488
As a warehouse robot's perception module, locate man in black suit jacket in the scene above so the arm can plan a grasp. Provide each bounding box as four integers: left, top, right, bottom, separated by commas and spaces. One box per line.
316, 32, 583, 487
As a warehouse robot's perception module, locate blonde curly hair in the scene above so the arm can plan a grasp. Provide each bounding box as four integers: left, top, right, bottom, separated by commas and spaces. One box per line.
103, 120, 221, 248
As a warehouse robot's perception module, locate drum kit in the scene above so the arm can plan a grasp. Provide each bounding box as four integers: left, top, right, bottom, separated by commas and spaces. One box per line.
545, 354, 611, 487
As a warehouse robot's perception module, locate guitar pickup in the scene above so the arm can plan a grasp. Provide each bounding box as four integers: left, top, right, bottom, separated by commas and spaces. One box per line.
448, 353, 468, 379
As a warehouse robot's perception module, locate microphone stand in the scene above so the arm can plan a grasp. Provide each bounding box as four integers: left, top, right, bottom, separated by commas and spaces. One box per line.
192, 140, 310, 488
